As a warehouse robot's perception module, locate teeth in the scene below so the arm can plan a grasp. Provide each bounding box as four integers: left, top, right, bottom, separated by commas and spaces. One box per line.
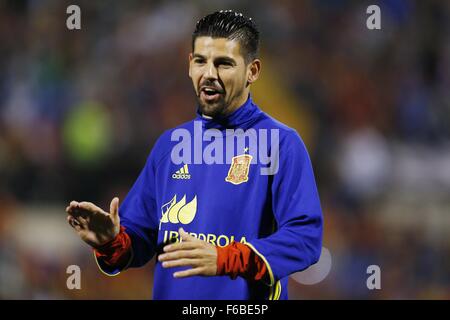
203, 88, 220, 96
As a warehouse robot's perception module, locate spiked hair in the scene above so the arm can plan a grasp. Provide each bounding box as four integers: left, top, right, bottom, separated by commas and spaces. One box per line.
192, 10, 260, 64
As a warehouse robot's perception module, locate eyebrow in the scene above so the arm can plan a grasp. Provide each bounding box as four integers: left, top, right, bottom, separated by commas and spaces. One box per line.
192, 53, 237, 66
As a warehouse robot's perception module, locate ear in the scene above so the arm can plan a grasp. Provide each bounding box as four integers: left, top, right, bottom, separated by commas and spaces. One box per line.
188, 53, 193, 78
247, 58, 261, 84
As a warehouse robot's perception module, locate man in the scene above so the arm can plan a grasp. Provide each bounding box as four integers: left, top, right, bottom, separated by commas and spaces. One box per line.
67, 10, 323, 300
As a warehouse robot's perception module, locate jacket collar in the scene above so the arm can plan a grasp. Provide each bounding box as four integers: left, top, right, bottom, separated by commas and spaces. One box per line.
195, 94, 262, 131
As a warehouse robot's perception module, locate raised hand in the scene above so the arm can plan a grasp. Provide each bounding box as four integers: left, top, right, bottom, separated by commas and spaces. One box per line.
66, 197, 120, 248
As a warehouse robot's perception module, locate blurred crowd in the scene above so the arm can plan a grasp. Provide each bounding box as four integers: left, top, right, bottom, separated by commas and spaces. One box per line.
0, 0, 449, 299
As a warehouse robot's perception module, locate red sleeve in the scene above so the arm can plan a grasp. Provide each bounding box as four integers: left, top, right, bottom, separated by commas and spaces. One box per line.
93, 226, 132, 269
216, 241, 268, 282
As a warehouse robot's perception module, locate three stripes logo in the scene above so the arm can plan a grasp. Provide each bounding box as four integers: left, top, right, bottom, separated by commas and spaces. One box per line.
172, 164, 191, 180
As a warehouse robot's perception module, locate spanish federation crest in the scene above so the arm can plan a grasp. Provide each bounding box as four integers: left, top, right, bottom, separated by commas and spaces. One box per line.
225, 154, 253, 185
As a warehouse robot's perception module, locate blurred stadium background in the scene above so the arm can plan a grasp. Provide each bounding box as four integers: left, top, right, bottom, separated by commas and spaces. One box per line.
0, 0, 449, 299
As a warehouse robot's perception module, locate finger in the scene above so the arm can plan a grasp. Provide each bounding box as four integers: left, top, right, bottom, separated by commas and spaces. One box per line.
67, 216, 82, 232
75, 216, 88, 229
67, 201, 79, 210
67, 201, 91, 218
67, 205, 87, 219
67, 215, 77, 226
78, 201, 106, 215
66, 201, 79, 214
179, 228, 198, 242
162, 258, 198, 269
158, 250, 200, 262
163, 241, 201, 252
109, 197, 119, 222
69, 201, 79, 207
173, 267, 205, 278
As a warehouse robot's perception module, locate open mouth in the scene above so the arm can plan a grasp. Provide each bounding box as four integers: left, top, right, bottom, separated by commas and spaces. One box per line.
200, 87, 223, 102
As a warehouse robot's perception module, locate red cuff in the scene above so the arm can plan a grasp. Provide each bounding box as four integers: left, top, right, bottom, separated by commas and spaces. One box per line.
93, 226, 132, 268
216, 242, 268, 282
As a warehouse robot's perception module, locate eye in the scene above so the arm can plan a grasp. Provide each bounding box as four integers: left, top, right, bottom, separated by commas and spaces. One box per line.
217, 61, 233, 68
194, 58, 205, 64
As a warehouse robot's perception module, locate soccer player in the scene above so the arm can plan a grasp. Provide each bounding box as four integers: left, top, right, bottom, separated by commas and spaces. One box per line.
67, 10, 323, 300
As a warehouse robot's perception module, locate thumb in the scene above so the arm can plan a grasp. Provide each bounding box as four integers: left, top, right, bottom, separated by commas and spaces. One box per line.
179, 227, 195, 242
110, 197, 120, 223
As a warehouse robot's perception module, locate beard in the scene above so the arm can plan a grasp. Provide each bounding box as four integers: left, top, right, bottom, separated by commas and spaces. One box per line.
195, 78, 228, 118
197, 94, 228, 118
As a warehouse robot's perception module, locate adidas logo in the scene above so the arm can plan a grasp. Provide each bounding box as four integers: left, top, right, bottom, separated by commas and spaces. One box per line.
172, 164, 191, 179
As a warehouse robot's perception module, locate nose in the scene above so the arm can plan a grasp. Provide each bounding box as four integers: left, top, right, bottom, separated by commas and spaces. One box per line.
204, 61, 218, 80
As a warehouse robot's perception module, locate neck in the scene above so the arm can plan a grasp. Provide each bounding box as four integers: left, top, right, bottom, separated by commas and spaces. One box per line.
224, 90, 251, 116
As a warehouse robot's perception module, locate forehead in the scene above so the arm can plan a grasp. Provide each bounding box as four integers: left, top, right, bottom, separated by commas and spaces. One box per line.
193, 36, 243, 60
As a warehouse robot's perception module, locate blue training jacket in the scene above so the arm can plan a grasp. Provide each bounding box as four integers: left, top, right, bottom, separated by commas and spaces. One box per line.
95, 95, 323, 300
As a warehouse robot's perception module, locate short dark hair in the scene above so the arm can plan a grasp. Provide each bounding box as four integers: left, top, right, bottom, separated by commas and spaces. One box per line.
192, 10, 260, 64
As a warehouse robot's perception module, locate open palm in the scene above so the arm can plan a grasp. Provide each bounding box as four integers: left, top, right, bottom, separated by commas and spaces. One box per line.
66, 198, 120, 248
